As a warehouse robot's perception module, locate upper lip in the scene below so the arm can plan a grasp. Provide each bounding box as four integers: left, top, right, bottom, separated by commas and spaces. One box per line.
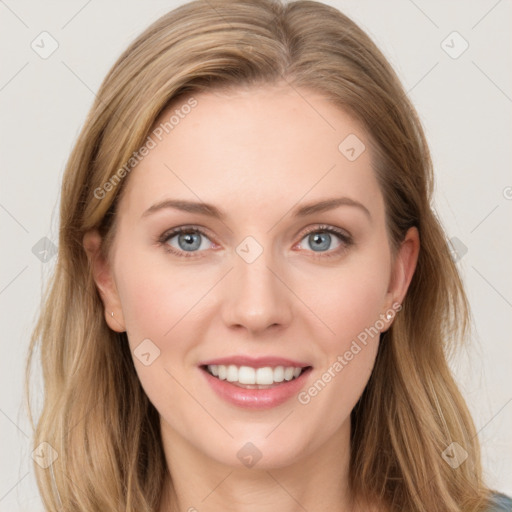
199, 355, 311, 368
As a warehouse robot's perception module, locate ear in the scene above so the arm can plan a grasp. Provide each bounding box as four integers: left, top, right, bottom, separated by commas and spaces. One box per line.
82, 229, 126, 332
383, 226, 420, 328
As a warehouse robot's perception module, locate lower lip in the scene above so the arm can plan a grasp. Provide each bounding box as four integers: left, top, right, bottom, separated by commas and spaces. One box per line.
200, 367, 312, 410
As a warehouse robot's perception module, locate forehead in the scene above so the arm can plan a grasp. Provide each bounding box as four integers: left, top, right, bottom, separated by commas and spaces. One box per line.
117, 84, 383, 221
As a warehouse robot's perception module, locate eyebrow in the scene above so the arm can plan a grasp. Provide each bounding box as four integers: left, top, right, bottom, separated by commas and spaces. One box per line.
141, 197, 371, 221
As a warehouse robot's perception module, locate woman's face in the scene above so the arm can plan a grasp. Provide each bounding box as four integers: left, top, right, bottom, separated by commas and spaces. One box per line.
85, 83, 418, 470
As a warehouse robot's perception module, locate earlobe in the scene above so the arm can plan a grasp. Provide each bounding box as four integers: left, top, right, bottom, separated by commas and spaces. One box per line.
82, 229, 126, 332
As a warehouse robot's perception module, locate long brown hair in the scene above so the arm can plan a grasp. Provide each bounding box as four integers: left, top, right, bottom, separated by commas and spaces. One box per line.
25, 0, 494, 510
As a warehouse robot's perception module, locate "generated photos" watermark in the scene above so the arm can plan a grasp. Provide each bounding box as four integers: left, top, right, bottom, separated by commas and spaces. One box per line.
94, 97, 198, 200
297, 302, 402, 405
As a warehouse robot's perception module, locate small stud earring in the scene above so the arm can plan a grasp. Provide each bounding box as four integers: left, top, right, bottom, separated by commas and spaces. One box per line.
111, 311, 114, 317
386, 312, 392, 321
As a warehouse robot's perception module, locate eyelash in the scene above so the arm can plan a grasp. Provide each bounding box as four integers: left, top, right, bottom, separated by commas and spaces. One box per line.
157, 224, 353, 259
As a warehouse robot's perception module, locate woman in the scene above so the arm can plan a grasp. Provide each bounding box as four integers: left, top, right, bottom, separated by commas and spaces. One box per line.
25, 0, 511, 510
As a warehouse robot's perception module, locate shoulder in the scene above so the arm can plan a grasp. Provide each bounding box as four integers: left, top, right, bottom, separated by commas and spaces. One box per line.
486, 492, 512, 511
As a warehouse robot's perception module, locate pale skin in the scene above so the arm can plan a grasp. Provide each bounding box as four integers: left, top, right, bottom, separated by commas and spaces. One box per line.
83, 83, 419, 512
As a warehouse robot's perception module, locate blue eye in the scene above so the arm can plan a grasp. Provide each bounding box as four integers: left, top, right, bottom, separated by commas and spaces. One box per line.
158, 224, 353, 259
159, 227, 213, 257
301, 231, 338, 252
296, 225, 353, 258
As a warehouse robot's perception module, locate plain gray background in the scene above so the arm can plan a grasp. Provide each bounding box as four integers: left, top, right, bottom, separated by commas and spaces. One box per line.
1, 1, 511, 509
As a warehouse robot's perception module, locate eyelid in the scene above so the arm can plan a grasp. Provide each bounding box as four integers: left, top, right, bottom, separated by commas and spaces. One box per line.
298, 224, 352, 243
158, 224, 215, 242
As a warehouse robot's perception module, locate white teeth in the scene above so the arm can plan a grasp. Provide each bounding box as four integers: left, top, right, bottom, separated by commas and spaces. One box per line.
256, 367, 273, 385
226, 364, 238, 382
284, 367, 294, 381
238, 366, 256, 384
273, 366, 284, 382
206, 364, 305, 385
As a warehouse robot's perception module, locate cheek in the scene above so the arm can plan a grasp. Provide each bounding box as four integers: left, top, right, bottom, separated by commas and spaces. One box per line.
114, 248, 201, 342
295, 265, 387, 440
113, 253, 200, 417
307, 249, 391, 348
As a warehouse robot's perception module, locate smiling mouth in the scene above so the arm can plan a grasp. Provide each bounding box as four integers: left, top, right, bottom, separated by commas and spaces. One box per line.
201, 364, 312, 389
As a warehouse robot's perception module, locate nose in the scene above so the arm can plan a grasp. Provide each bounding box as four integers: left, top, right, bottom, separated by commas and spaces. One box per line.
221, 241, 293, 335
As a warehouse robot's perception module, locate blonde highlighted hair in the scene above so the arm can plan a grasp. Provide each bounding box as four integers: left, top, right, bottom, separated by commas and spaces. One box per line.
25, 0, 495, 510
